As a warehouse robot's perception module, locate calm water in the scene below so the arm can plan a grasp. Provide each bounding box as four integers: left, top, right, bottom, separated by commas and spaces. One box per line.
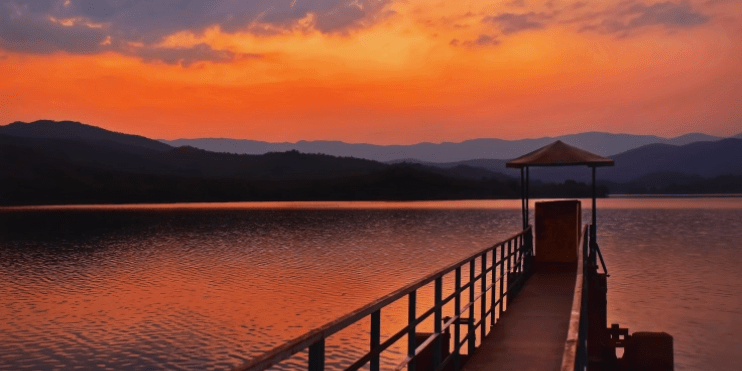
1, 199, 740, 371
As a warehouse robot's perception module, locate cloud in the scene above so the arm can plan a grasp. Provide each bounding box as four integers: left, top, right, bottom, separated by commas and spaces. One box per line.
482, 12, 549, 34
130, 43, 262, 67
577, 1, 710, 35
315, 3, 368, 32
477, 1, 710, 39
450, 34, 500, 47
472, 34, 500, 46
623, 2, 709, 28
0, 0, 393, 64
0, 2, 107, 54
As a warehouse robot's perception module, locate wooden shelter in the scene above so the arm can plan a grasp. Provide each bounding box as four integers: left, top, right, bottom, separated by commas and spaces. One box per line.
506, 140, 615, 243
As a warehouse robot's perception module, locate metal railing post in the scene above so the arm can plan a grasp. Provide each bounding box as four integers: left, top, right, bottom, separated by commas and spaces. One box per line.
454, 267, 461, 371
499, 242, 505, 317
308, 339, 325, 371
491, 249, 496, 327
408, 291, 416, 371
433, 277, 443, 370
468, 260, 476, 355
371, 310, 380, 371
481, 253, 487, 340
506, 239, 512, 308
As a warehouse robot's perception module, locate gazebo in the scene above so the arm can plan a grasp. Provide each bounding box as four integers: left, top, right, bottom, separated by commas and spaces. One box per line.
506, 140, 614, 250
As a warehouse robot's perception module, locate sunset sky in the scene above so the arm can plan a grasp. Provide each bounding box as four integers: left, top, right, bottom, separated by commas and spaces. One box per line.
1, 0, 740, 144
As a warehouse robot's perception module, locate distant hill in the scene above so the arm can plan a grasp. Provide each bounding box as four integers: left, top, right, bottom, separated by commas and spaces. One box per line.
665, 133, 723, 146
408, 139, 742, 184
389, 158, 514, 175
2, 120, 738, 204
601, 139, 742, 181
2, 133, 608, 206
0, 134, 388, 181
0, 121, 613, 205
161, 131, 730, 162
1, 120, 173, 152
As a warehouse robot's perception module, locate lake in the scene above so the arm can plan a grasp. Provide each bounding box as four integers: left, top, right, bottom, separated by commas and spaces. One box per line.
1, 199, 740, 371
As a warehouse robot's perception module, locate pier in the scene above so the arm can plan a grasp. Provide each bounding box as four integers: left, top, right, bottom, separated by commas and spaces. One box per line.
232, 142, 672, 371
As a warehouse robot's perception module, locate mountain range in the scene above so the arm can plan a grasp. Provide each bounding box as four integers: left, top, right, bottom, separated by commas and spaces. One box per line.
3, 120, 172, 152
161, 132, 741, 163
396, 138, 742, 183
0, 120, 526, 205
1, 120, 741, 205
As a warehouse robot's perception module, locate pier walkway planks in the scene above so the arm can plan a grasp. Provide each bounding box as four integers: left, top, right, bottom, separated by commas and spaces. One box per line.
462, 266, 576, 371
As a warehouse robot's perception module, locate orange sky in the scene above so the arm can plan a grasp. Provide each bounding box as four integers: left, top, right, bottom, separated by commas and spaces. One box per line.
0, 0, 740, 144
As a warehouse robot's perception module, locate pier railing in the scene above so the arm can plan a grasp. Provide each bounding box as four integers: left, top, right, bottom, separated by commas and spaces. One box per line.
232, 226, 534, 371
561, 224, 607, 371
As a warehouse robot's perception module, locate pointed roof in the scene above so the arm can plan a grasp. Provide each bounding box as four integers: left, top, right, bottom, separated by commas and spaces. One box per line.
506, 140, 614, 168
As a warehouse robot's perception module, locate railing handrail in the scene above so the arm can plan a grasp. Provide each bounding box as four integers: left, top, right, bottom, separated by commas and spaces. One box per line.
232, 226, 533, 371
560, 224, 590, 371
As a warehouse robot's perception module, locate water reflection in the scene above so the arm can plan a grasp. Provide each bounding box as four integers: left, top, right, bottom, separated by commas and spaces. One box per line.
1, 205, 521, 370
1, 199, 741, 371
598, 207, 742, 371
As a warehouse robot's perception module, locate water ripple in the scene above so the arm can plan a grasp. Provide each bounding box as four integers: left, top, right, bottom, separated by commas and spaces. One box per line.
1, 201, 741, 370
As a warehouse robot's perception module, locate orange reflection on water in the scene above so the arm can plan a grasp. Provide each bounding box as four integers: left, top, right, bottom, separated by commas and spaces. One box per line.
2, 199, 741, 370
4, 196, 741, 212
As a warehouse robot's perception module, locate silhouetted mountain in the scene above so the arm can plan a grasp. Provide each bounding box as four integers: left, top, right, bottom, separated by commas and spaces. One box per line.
0, 125, 610, 205
161, 131, 732, 162
0, 134, 182, 178
2, 120, 737, 205
158, 146, 387, 180
1, 135, 610, 205
388, 161, 514, 181
389, 159, 518, 177
1, 120, 173, 152
602, 139, 742, 181
0, 134, 388, 182
665, 133, 722, 146
413, 139, 742, 184
429, 164, 512, 181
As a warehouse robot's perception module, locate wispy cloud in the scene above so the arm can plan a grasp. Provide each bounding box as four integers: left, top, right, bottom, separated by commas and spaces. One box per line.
128, 43, 262, 67
477, 1, 710, 39
482, 12, 550, 34
450, 34, 500, 47
578, 1, 711, 35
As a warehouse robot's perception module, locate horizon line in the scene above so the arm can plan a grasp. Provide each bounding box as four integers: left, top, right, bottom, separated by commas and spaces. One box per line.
4, 119, 740, 146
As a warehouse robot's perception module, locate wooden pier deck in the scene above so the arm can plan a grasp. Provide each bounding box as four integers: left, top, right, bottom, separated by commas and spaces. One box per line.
462, 265, 576, 371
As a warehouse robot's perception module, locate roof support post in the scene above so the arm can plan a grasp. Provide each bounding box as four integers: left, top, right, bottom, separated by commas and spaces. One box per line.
526, 167, 530, 228
520, 168, 526, 230
591, 166, 597, 264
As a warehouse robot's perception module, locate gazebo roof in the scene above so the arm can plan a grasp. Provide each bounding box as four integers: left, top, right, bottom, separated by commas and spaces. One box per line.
506, 140, 615, 168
